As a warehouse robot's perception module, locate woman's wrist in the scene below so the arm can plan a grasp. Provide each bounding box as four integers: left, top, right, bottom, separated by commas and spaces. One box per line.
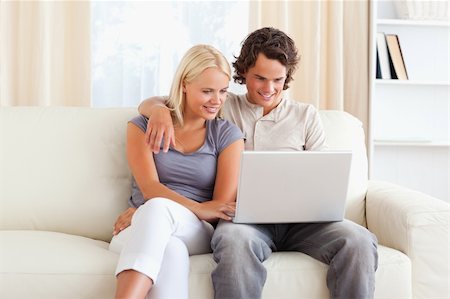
186, 200, 201, 214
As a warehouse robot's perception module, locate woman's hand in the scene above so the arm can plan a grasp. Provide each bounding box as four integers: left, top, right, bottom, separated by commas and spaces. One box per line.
192, 201, 236, 224
145, 105, 175, 154
113, 207, 136, 235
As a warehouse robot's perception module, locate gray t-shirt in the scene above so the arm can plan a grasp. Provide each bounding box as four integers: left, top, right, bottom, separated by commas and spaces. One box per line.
128, 115, 244, 208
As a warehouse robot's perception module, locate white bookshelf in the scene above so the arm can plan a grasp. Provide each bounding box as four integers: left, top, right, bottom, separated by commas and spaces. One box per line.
375, 79, 450, 86
377, 18, 450, 26
369, 1, 450, 202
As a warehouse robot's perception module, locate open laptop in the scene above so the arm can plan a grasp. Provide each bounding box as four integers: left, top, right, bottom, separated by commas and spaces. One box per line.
232, 151, 352, 223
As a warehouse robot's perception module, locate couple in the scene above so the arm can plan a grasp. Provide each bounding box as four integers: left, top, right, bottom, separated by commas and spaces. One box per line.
110, 27, 378, 299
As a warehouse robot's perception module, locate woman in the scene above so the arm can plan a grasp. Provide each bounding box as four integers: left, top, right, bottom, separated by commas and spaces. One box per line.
110, 44, 244, 299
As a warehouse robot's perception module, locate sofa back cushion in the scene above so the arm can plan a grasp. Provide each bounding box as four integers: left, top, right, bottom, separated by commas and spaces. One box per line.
0, 108, 368, 242
0, 107, 136, 242
319, 110, 368, 226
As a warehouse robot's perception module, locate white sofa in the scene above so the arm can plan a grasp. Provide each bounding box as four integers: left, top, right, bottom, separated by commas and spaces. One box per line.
0, 107, 449, 299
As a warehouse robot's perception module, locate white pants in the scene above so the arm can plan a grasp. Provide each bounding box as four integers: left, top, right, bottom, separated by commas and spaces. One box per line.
109, 197, 214, 299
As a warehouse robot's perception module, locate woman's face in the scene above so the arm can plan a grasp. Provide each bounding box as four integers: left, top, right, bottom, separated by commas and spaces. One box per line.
183, 67, 229, 120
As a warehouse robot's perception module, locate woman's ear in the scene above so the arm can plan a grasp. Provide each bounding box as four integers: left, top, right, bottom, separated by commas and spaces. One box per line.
182, 81, 187, 93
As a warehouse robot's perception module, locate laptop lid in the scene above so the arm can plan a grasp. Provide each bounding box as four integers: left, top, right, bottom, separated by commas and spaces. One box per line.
232, 151, 352, 224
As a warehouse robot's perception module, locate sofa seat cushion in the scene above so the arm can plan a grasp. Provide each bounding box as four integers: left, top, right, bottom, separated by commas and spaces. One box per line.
189, 245, 412, 299
0, 230, 117, 299
1, 230, 411, 299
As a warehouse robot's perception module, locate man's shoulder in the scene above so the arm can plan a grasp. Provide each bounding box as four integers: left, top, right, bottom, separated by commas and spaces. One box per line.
223, 92, 247, 117
282, 99, 318, 114
226, 92, 246, 104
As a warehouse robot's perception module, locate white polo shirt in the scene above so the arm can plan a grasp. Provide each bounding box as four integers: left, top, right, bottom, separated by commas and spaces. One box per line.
223, 93, 326, 151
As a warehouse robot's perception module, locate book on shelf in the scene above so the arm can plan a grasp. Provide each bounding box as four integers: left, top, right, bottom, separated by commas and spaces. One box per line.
376, 50, 382, 79
385, 34, 409, 80
376, 32, 392, 79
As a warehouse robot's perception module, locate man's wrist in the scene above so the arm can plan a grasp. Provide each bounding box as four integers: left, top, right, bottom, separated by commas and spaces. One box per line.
152, 103, 169, 110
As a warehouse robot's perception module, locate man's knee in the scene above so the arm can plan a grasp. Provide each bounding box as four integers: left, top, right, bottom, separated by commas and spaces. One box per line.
340, 222, 378, 266
212, 223, 271, 263
213, 222, 256, 249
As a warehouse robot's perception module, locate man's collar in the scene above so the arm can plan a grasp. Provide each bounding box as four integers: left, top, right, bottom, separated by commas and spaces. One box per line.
243, 94, 285, 122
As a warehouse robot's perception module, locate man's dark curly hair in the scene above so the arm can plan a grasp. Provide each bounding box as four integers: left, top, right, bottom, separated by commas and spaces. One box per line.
233, 27, 300, 90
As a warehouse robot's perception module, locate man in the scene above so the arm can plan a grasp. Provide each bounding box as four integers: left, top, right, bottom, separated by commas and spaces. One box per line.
115, 27, 378, 299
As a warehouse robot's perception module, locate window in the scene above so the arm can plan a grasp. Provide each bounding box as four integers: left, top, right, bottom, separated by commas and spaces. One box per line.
91, 1, 249, 107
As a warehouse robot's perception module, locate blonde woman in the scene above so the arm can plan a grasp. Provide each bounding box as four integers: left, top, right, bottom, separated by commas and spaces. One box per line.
110, 45, 244, 299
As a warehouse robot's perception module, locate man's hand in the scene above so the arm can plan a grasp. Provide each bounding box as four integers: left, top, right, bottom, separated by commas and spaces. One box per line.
145, 105, 175, 154
113, 207, 136, 235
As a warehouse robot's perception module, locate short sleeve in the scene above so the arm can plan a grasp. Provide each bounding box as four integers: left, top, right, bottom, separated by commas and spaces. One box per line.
129, 115, 148, 133
304, 106, 326, 150
211, 119, 244, 153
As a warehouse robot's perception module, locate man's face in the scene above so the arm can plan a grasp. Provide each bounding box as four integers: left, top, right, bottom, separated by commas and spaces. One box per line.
243, 53, 287, 115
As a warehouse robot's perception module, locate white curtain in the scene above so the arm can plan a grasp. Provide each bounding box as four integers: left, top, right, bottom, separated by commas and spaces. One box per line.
250, 0, 370, 136
0, 1, 91, 106
91, 1, 249, 107
1, 0, 370, 133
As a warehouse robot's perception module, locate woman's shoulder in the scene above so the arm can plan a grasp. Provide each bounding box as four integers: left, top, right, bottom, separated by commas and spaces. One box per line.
207, 118, 244, 152
128, 114, 148, 132
208, 118, 242, 134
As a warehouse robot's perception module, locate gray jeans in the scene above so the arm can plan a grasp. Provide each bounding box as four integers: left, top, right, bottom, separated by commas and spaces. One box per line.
211, 219, 378, 299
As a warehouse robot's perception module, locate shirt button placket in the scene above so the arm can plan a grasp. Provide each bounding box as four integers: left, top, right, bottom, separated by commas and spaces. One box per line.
254, 121, 259, 150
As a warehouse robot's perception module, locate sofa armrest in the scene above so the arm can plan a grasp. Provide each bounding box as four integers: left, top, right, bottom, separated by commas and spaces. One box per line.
366, 180, 450, 299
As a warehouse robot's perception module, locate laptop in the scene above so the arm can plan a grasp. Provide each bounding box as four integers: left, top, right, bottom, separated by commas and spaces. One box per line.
232, 151, 352, 224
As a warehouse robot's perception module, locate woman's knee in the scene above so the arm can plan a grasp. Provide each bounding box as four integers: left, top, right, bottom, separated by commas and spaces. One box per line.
133, 197, 175, 225
143, 197, 173, 209
138, 197, 172, 215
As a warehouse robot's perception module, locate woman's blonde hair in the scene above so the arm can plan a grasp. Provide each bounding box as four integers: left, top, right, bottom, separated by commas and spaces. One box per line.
166, 44, 231, 126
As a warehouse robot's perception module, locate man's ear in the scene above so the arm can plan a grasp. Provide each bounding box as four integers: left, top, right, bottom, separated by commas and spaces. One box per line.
241, 72, 248, 83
